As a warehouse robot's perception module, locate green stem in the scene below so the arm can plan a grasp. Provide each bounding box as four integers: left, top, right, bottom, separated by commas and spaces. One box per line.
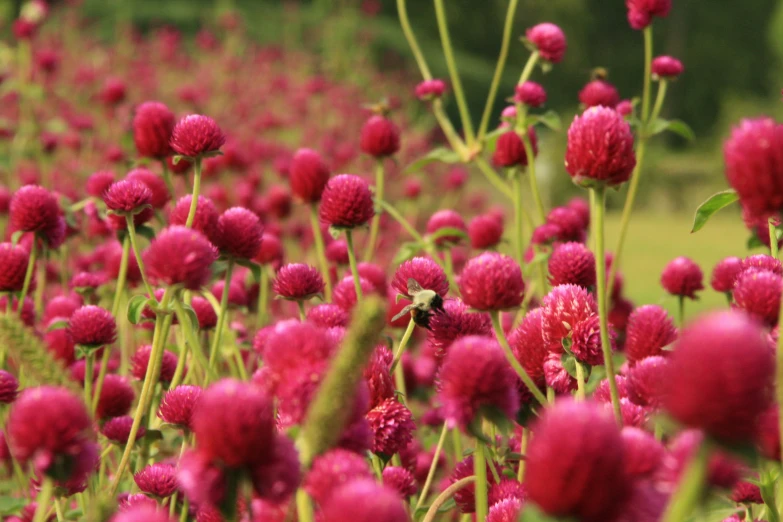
452, 428, 463, 463
390, 317, 416, 374
678, 295, 686, 328
33, 246, 46, 316
173, 299, 216, 384
125, 216, 156, 300
414, 424, 449, 512
170, 327, 189, 389
256, 265, 270, 326
771, 217, 779, 259
309, 205, 332, 301
517, 50, 540, 85
575, 362, 586, 400
184, 158, 202, 228
443, 249, 458, 294
474, 157, 514, 200
160, 159, 175, 200
84, 351, 95, 410
344, 229, 363, 303
17, 238, 37, 315
54, 499, 64, 522
641, 28, 653, 122
490, 311, 547, 406
296, 488, 315, 522
422, 476, 476, 522
661, 441, 709, 522
433, 0, 475, 146
208, 260, 234, 379
649, 80, 668, 125
376, 199, 428, 246
395, 0, 433, 80
474, 438, 488, 521
591, 187, 622, 425
297, 301, 306, 322
364, 160, 385, 262
511, 173, 524, 265
477, 0, 519, 142
523, 136, 546, 225
32, 477, 54, 522
516, 428, 528, 482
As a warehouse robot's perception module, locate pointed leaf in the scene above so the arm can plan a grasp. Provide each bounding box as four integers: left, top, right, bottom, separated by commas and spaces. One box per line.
666, 119, 696, 141
392, 241, 422, 265
180, 303, 201, 332
46, 319, 69, 332
428, 227, 469, 242
483, 127, 506, 155
531, 110, 562, 131
403, 147, 461, 174
135, 225, 156, 241
10, 230, 24, 246
127, 295, 153, 325
235, 258, 262, 282
691, 189, 738, 233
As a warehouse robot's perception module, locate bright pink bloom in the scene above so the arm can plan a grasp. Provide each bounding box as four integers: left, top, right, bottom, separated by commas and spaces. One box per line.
319, 174, 374, 228
144, 226, 218, 289
359, 115, 400, 158
578, 79, 620, 109
624, 305, 677, 363
170, 114, 225, 158
652, 56, 684, 79
290, 148, 331, 203
660, 256, 704, 299
526, 23, 567, 63
459, 252, 524, 311
133, 101, 175, 159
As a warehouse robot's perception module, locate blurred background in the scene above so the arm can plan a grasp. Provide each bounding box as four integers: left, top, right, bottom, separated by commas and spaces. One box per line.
3, 0, 781, 315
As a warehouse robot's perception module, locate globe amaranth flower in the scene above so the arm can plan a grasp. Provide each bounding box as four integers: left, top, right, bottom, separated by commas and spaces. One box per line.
96, 374, 135, 419
724, 118, 783, 223
0, 370, 19, 404
449, 455, 498, 513
626, 0, 672, 30
192, 379, 276, 468
215, 207, 264, 260
571, 315, 615, 366
250, 433, 301, 503
319, 479, 408, 522
254, 232, 283, 267
488, 479, 527, 507
438, 336, 519, 430
616, 99, 634, 116
540, 284, 597, 352
135, 463, 178, 498
319, 174, 374, 228
333, 276, 375, 311
578, 79, 620, 109
169, 195, 219, 244
307, 303, 349, 328
546, 206, 588, 243
507, 308, 548, 389
428, 299, 492, 362
525, 23, 567, 63
70, 271, 109, 291
102, 415, 145, 444
663, 311, 774, 444
357, 262, 387, 292
525, 399, 629, 522
273, 263, 325, 301
743, 253, 783, 275
515, 81, 547, 108
415, 79, 447, 101
711, 256, 743, 294
652, 56, 684, 80
68, 305, 117, 347
487, 498, 523, 522
99, 77, 126, 105
620, 427, 664, 479
733, 268, 782, 327
731, 480, 763, 504
144, 226, 218, 290
9, 185, 60, 233
359, 115, 400, 158
304, 448, 374, 506
177, 449, 227, 508
133, 101, 175, 159
170, 114, 225, 158
624, 304, 677, 364
104, 179, 154, 229
326, 239, 349, 265
548, 241, 596, 288
660, 256, 704, 299
468, 213, 503, 250
110, 505, 173, 522
459, 252, 524, 311
0, 242, 29, 292
127, 167, 171, 210
290, 148, 331, 203
382, 466, 416, 498
366, 398, 415, 456
131, 345, 178, 383
565, 106, 636, 188
158, 385, 202, 430
391, 257, 449, 298
426, 209, 468, 246
543, 352, 576, 394
492, 128, 538, 168
625, 355, 669, 408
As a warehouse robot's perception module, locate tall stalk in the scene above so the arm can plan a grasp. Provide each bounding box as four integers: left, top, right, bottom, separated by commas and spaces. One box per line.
207, 261, 234, 381
344, 229, 363, 303
309, 205, 332, 300
364, 160, 385, 262
184, 158, 202, 228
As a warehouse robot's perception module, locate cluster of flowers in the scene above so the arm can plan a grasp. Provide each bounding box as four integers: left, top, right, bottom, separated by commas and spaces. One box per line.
1, 0, 782, 522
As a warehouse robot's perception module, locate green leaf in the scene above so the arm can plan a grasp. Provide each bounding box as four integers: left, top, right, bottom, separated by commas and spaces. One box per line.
690, 189, 738, 233
403, 147, 461, 174
142, 429, 163, 442
127, 295, 153, 325
0, 496, 25, 515
530, 110, 561, 131
10, 230, 23, 246
747, 233, 766, 250
64, 509, 84, 520
561, 352, 578, 379
328, 225, 343, 240
523, 250, 551, 278
46, 319, 69, 332
180, 303, 201, 331
235, 258, 262, 282
135, 225, 156, 241
519, 503, 561, 522
171, 154, 187, 165
392, 241, 422, 265
428, 227, 469, 242
647, 118, 695, 141
483, 127, 505, 155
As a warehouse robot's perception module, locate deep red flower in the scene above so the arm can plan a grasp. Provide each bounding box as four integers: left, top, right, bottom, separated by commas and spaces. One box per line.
488, 479, 527, 507
133, 101, 176, 159
0, 370, 19, 404
415, 79, 447, 101
104, 180, 153, 230
515, 81, 547, 107
382, 466, 417, 498
135, 463, 178, 498
658, 430, 743, 491
487, 498, 523, 522
625, 304, 677, 363
543, 352, 576, 393
571, 315, 615, 366
68, 305, 116, 347
733, 268, 782, 327
144, 226, 218, 289
326, 239, 349, 265
366, 398, 415, 456
273, 263, 325, 300
158, 385, 202, 430
548, 241, 596, 288
620, 427, 664, 479
290, 148, 331, 203
426, 209, 467, 246
468, 213, 504, 250
546, 206, 587, 243
428, 299, 492, 362
449, 455, 498, 513
170, 114, 225, 158
526, 23, 567, 63
525, 399, 629, 522
110, 505, 172, 522
459, 252, 524, 311
99, 77, 126, 105
711, 256, 743, 293
0, 243, 29, 292
44, 323, 75, 365
660, 256, 704, 299
492, 128, 538, 168
360, 115, 400, 158
438, 336, 519, 429
541, 284, 597, 352
578, 79, 620, 109
307, 303, 349, 328
742, 253, 783, 275
131, 345, 178, 383
320, 479, 408, 522
126, 168, 171, 210
177, 449, 226, 507
250, 433, 301, 503
215, 207, 264, 260
333, 276, 375, 311
663, 311, 774, 443
756, 405, 780, 460
731, 480, 763, 504
319, 174, 374, 228
96, 374, 135, 419
391, 257, 449, 298
169, 195, 219, 243
70, 271, 108, 291
357, 262, 387, 292
652, 56, 684, 79
626, 355, 669, 408
254, 232, 283, 267
626, 0, 672, 30
565, 106, 636, 188
191, 296, 218, 330
507, 308, 548, 388
10, 185, 60, 233
304, 449, 373, 506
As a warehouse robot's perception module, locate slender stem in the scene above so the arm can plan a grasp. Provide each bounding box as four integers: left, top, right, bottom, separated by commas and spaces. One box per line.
125, 216, 156, 300
414, 424, 449, 511
309, 205, 332, 301
477, 0, 519, 142
518, 50, 540, 85
376, 199, 429, 246
517, 428, 528, 482
184, 158, 202, 228
394, 354, 408, 399
771, 218, 780, 258
490, 311, 547, 406
511, 173, 524, 265
452, 428, 463, 463
32, 477, 54, 522
591, 187, 622, 425
474, 157, 514, 200
678, 295, 686, 328
364, 160, 385, 262
433, 0, 475, 146
17, 239, 37, 315
296, 488, 315, 522
159, 159, 175, 200
422, 476, 476, 522
33, 246, 46, 316
575, 362, 586, 400
474, 438, 489, 521
173, 299, 216, 384
208, 260, 235, 378
661, 441, 709, 522
432, 101, 469, 158
523, 137, 546, 225
443, 250, 458, 294
641, 28, 654, 122
776, 293, 783, 492
170, 327, 189, 389
84, 350, 95, 411
297, 301, 306, 322
344, 229, 363, 303
395, 0, 433, 80
649, 80, 669, 125
390, 317, 416, 374
256, 266, 270, 326
54, 499, 64, 522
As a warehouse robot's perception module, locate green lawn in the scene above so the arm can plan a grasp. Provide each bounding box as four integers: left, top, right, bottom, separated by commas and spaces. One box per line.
604, 211, 751, 321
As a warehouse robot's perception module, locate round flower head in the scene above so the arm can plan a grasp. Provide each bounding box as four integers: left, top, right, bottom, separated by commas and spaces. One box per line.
96, 374, 135, 419
118, 493, 158, 512
565, 106, 636, 188
0, 370, 19, 404
515, 81, 547, 108
320, 479, 408, 522
170, 114, 225, 158
333, 276, 375, 311
616, 99, 634, 116
508, 307, 548, 388
547, 206, 587, 243
626, 355, 669, 408
355, 262, 386, 293
541, 284, 597, 352
10, 185, 59, 233
438, 336, 519, 430
144, 226, 218, 290
87, 171, 116, 198
525, 23, 567, 63
487, 498, 523, 522
626, 0, 672, 30
624, 304, 677, 363
492, 128, 538, 168
391, 257, 449, 298
250, 433, 302, 503
68, 305, 116, 347
426, 209, 468, 246
366, 398, 415, 456
127, 168, 171, 210
110, 505, 172, 522
571, 315, 615, 366
664, 311, 774, 443
319, 174, 374, 228
733, 268, 783, 327
70, 271, 108, 292
307, 303, 349, 328
254, 233, 283, 267
711, 256, 743, 294
450, 455, 497, 513
272, 263, 324, 303
359, 115, 400, 158
100, 77, 126, 105
620, 427, 664, 478
134, 463, 178, 498
415, 79, 447, 101
0, 242, 29, 292
102, 416, 144, 444
468, 213, 503, 250
731, 480, 763, 504
724, 118, 783, 222
326, 239, 349, 265
525, 399, 628, 522
191, 296, 217, 330
215, 207, 263, 260
578, 79, 620, 109
104, 179, 153, 227
652, 56, 684, 80
488, 480, 527, 507
742, 253, 783, 275
290, 148, 331, 203
304, 449, 374, 506
660, 256, 704, 299
427, 299, 492, 362
169, 195, 219, 243
133, 101, 176, 159
548, 242, 596, 288
382, 466, 416, 498
131, 345, 178, 383
459, 252, 524, 311
543, 353, 576, 393
192, 379, 275, 468
158, 385, 202, 430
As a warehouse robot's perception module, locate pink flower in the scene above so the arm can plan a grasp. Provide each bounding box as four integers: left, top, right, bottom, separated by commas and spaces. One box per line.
624, 305, 677, 364
135, 463, 178, 498
459, 252, 525, 311
548, 242, 596, 288
468, 214, 504, 249
660, 256, 704, 299
144, 226, 218, 289
319, 479, 408, 522
733, 268, 782, 327
515, 81, 547, 107
578, 79, 620, 109
289, 148, 331, 203
426, 209, 467, 246
170, 114, 225, 158
273, 263, 325, 301
0, 243, 29, 292
359, 115, 400, 158
366, 398, 415, 456
541, 284, 597, 352
652, 56, 684, 79
391, 257, 449, 298
526, 23, 567, 63
710, 256, 743, 293
68, 305, 116, 347
492, 128, 538, 168
319, 174, 374, 228
626, 0, 672, 30
304, 449, 373, 506
415, 79, 447, 101
158, 385, 202, 430
133, 101, 175, 159
10, 185, 60, 233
